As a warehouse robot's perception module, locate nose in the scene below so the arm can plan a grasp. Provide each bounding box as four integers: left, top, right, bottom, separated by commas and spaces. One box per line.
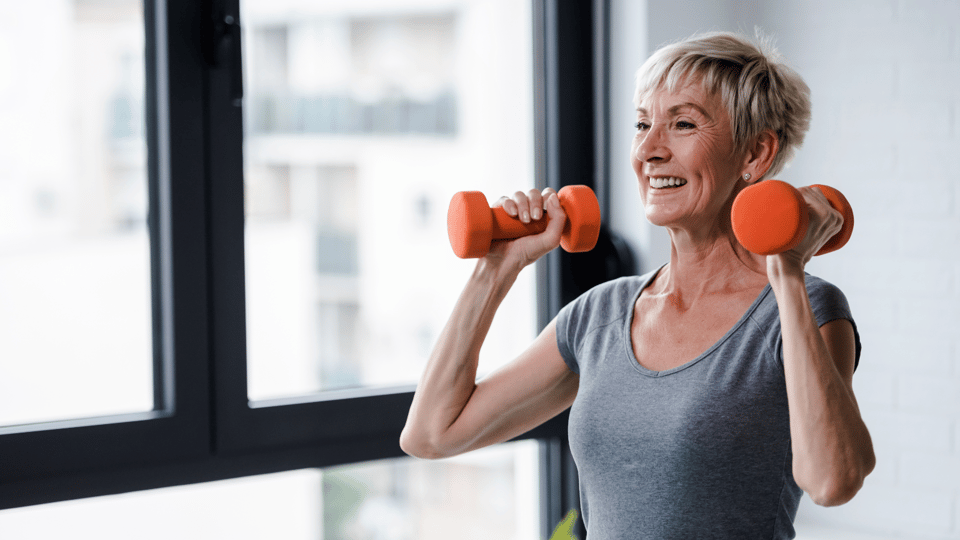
635, 123, 670, 164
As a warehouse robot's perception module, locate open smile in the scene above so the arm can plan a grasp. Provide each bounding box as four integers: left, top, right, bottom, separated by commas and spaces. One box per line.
649, 176, 688, 189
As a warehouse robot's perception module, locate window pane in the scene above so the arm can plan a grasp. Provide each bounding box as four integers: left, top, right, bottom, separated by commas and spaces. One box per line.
242, 0, 537, 401
0, 440, 541, 540
0, 1, 152, 426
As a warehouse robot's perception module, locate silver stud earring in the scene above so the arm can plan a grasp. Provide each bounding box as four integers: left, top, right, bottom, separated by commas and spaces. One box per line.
743, 173, 752, 181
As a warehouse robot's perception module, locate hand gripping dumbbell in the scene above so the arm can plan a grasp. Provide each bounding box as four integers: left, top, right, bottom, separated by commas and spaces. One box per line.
731, 180, 854, 256
447, 185, 602, 259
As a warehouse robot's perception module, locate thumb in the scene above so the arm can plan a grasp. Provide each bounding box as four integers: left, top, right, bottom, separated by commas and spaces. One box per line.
544, 191, 567, 235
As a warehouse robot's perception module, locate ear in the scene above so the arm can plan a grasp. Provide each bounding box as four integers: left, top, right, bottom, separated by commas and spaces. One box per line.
742, 129, 779, 181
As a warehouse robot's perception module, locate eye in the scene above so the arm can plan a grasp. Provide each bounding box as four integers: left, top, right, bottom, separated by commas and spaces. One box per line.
635, 121, 650, 131
676, 120, 695, 129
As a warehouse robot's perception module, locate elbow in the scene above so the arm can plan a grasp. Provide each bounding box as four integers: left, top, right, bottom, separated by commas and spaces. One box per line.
800, 435, 877, 507
804, 458, 874, 508
399, 428, 448, 460
399, 428, 432, 459
807, 478, 862, 507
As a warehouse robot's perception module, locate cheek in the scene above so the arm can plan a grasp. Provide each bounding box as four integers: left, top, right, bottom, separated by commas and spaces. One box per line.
698, 136, 738, 169
690, 142, 734, 182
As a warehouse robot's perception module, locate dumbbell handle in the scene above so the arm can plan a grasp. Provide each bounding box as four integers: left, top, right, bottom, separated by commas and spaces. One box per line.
731, 180, 854, 256
488, 206, 549, 239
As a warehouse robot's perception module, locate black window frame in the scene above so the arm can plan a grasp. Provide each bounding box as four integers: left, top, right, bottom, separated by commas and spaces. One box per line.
0, 1, 611, 537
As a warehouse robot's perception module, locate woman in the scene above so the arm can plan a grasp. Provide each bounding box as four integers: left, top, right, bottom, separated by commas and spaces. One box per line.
401, 32, 875, 538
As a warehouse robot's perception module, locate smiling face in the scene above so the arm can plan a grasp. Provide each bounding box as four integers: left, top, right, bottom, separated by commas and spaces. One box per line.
631, 78, 748, 235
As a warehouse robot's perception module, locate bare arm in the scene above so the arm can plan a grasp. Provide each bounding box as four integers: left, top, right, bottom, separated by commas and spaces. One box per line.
769, 187, 876, 506
400, 189, 579, 459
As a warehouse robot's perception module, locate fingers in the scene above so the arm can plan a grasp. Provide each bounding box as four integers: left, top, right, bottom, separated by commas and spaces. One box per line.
487, 187, 566, 266
798, 187, 843, 237
497, 188, 558, 224
785, 187, 842, 265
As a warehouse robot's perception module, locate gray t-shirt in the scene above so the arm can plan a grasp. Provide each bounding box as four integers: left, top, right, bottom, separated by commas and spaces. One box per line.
556, 268, 860, 539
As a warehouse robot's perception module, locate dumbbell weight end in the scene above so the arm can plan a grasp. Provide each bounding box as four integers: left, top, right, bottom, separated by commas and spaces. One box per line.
556, 185, 602, 254
447, 191, 494, 259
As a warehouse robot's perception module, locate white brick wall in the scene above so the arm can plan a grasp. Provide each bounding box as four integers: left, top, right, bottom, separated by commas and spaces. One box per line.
764, 1, 960, 537
611, 0, 960, 538
773, 2, 960, 537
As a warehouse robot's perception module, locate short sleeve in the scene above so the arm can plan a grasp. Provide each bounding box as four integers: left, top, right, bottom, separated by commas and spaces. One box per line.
806, 276, 862, 372
555, 295, 584, 375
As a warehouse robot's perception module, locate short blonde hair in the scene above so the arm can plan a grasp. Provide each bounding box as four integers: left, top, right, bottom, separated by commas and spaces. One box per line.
634, 31, 811, 179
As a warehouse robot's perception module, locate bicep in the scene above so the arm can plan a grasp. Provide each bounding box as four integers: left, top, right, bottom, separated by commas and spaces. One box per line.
441, 318, 579, 457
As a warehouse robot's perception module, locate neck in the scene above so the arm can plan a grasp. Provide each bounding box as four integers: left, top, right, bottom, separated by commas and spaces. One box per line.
654, 231, 766, 303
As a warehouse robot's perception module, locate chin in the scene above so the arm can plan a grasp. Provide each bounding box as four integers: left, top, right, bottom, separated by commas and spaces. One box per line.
647, 214, 674, 227
644, 208, 678, 228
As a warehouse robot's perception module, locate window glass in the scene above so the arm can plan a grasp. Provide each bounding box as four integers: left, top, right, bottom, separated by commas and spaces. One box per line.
0, 0, 152, 426
0, 440, 540, 540
242, 0, 537, 401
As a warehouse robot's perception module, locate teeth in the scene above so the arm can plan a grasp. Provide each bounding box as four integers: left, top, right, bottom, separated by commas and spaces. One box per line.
649, 176, 687, 189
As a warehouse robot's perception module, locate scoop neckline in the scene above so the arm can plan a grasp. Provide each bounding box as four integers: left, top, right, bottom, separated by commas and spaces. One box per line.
623, 265, 773, 378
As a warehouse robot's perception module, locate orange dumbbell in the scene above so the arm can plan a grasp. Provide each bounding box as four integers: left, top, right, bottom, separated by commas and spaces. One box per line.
731, 180, 854, 256
447, 185, 602, 259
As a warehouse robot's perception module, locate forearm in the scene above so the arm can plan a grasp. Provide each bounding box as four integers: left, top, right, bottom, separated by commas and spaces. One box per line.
768, 261, 875, 506
400, 257, 520, 458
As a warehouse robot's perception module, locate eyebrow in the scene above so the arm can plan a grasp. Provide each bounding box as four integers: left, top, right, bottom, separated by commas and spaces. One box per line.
636, 102, 713, 120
